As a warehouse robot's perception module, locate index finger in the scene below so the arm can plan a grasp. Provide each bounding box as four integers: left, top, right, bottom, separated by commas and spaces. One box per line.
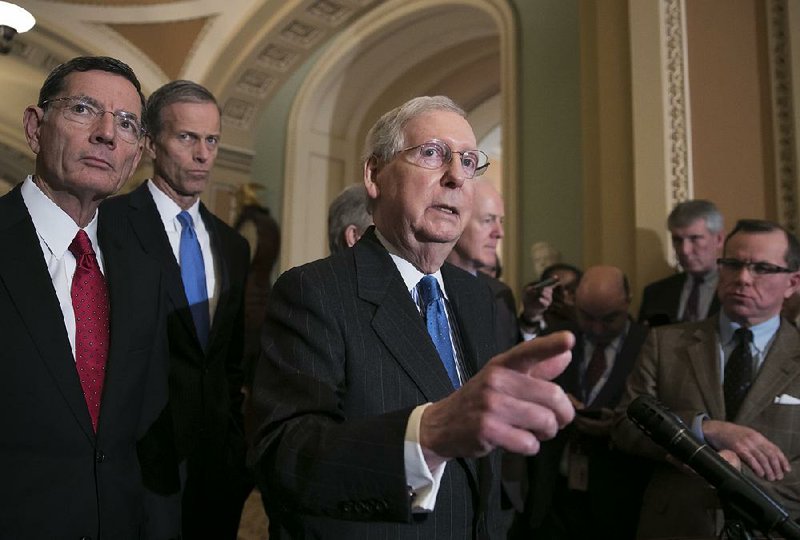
494, 331, 575, 379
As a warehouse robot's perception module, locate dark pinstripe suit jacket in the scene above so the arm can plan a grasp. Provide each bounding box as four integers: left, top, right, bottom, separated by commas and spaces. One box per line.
614, 316, 800, 538
252, 227, 506, 539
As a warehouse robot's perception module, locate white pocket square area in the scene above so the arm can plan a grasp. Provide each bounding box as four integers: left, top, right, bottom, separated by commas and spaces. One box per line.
774, 394, 800, 405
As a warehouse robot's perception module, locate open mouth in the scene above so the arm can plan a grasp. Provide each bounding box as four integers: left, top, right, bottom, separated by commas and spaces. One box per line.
433, 204, 459, 215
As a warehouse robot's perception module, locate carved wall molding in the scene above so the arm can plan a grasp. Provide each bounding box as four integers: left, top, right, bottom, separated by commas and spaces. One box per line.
662, 0, 693, 207
767, 0, 798, 232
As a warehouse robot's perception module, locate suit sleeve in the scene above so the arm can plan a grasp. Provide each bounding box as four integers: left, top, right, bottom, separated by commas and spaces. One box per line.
612, 328, 706, 461
251, 263, 414, 522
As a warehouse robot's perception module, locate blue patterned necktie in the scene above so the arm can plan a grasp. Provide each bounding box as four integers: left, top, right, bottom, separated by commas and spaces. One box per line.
418, 275, 460, 388
177, 211, 210, 349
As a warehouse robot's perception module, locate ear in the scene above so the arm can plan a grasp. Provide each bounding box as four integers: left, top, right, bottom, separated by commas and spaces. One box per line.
130, 140, 145, 172
785, 272, 800, 299
344, 224, 361, 248
144, 134, 157, 160
23, 106, 44, 155
363, 156, 380, 200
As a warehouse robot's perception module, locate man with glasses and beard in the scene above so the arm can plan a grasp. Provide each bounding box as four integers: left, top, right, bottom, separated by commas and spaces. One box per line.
615, 219, 800, 539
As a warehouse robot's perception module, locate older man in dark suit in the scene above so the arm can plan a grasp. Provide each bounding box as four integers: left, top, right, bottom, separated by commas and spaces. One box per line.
615, 219, 800, 539
252, 96, 575, 539
0, 56, 168, 539
102, 80, 251, 539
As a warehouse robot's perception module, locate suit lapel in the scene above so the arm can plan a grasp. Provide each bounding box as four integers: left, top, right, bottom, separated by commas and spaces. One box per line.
593, 321, 648, 408
124, 184, 198, 344
0, 187, 94, 439
686, 317, 725, 419
200, 204, 226, 348
737, 321, 800, 424
442, 263, 489, 378
356, 231, 457, 403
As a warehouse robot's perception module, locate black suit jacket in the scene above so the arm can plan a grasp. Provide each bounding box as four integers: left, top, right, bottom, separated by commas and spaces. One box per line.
0, 184, 169, 539
638, 272, 720, 326
252, 227, 506, 539
102, 183, 251, 533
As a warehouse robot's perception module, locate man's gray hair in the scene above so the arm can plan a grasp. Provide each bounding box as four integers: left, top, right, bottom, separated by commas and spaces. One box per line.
667, 199, 724, 233
362, 96, 466, 165
328, 184, 371, 254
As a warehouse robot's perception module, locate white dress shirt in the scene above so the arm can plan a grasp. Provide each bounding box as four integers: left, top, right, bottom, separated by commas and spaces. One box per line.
20, 175, 105, 361
580, 322, 628, 406
146, 179, 218, 319
374, 228, 457, 512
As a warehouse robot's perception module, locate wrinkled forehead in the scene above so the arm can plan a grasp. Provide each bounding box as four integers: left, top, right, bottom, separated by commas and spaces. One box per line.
402, 110, 477, 149
61, 70, 143, 116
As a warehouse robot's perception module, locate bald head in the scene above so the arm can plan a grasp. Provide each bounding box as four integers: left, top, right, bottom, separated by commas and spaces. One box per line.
575, 266, 631, 343
447, 180, 505, 274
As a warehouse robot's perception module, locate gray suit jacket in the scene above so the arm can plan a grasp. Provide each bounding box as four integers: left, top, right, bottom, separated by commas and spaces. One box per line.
252, 227, 505, 539
614, 316, 800, 539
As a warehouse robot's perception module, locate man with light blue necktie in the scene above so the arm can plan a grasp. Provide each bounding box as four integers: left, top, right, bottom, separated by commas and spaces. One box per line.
102, 80, 251, 539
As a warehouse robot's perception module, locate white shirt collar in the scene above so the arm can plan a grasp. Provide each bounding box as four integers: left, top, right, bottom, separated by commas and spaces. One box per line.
21, 175, 99, 258
374, 227, 448, 299
147, 179, 202, 232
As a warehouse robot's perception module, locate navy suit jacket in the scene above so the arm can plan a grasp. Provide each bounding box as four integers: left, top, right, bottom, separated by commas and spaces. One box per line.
0, 184, 169, 539
252, 227, 506, 539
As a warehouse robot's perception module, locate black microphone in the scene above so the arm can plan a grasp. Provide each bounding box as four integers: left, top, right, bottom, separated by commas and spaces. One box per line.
627, 395, 800, 539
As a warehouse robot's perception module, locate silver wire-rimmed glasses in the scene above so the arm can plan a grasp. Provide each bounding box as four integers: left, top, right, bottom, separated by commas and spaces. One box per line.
398, 139, 490, 178
41, 96, 145, 144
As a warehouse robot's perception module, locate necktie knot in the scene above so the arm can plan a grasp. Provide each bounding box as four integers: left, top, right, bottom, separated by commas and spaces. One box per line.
418, 275, 441, 307
69, 230, 95, 259
734, 327, 753, 346
177, 210, 194, 230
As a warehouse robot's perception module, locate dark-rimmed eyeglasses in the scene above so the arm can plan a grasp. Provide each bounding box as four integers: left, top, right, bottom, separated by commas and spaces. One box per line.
717, 257, 795, 276
41, 96, 144, 144
397, 139, 489, 179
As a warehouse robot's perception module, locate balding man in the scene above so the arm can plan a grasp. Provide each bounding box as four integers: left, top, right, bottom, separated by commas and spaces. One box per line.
522, 266, 650, 540
251, 96, 575, 539
447, 180, 554, 350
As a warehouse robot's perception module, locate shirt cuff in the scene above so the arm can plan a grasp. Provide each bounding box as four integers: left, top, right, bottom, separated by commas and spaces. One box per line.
404, 403, 447, 513
692, 412, 710, 443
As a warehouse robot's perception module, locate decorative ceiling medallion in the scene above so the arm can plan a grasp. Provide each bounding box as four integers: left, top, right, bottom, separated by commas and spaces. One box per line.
237, 68, 274, 97
280, 20, 321, 48
308, 0, 352, 24
256, 44, 297, 72
222, 97, 255, 129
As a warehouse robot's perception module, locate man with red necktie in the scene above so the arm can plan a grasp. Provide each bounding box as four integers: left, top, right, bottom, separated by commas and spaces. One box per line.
0, 56, 169, 539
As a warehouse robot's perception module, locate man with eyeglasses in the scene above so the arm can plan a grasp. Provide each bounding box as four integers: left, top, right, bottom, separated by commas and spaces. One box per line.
102, 80, 251, 539
0, 56, 169, 538
251, 96, 575, 539
614, 219, 800, 538
638, 199, 724, 327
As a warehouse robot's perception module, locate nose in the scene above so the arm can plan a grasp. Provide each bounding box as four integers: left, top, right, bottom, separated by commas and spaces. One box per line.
194, 141, 212, 164
676, 239, 692, 257
90, 111, 117, 145
442, 158, 468, 188
731, 263, 756, 284
493, 220, 504, 239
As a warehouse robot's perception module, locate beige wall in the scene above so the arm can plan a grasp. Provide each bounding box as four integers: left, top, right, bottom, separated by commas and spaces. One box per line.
686, 0, 775, 227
